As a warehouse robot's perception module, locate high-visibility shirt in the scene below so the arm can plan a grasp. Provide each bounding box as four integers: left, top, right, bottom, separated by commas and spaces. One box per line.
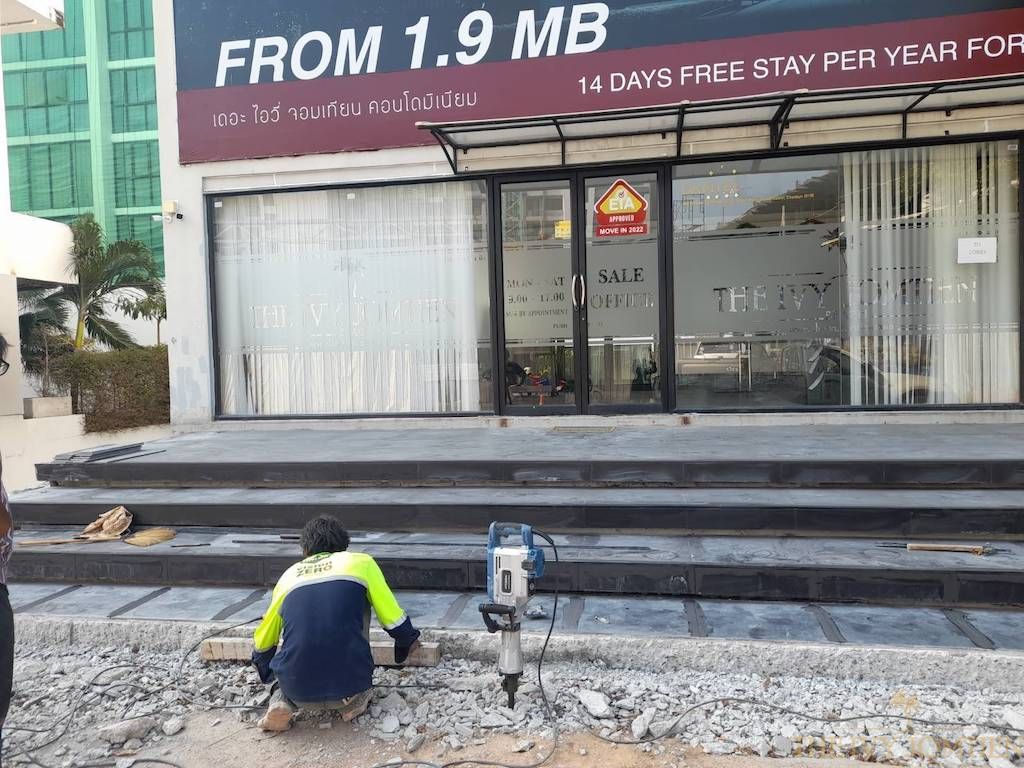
251, 550, 419, 703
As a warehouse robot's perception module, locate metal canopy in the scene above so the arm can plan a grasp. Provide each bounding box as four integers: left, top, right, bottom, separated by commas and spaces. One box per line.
418, 75, 1024, 173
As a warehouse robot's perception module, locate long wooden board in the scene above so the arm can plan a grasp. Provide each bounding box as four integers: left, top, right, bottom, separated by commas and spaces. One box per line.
200, 636, 440, 667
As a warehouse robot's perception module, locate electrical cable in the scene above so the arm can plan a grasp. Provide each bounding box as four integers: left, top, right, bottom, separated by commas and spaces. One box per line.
367, 528, 562, 768
593, 695, 1024, 746
11, 558, 1024, 767
3, 616, 263, 762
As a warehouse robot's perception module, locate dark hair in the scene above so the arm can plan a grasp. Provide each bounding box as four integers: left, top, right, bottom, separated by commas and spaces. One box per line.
0, 334, 8, 374
300, 515, 350, 557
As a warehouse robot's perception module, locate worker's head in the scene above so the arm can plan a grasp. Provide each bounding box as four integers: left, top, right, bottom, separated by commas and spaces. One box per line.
300, 514, 351, 557
0, 334, 9, 376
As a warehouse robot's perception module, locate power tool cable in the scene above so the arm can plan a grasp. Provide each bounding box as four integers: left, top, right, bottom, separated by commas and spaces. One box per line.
3, 616, 263, 762
8, 543, 1024, 768
367, 529, 562, 768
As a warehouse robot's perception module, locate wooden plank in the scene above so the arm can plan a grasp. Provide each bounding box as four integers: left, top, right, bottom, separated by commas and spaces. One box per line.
906, 542, 990, 556
200, 636, 440, 667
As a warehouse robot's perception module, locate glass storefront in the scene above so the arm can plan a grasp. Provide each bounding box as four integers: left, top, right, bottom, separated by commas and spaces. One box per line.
212, 180, 492, 416
210, 139, 1021, 417
673, 141, 1020, 408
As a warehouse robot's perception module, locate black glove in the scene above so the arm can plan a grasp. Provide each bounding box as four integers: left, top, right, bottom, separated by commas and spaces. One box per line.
394, 629, 422, 665
252, 647, 277, 683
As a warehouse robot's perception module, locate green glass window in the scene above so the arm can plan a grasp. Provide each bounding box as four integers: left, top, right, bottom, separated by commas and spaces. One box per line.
110, 68, 157, 133
113, 141, 160, 208
107, 0, 155, 60
115, 214, 164, 273
3, 66, 88, 138
8, 141, 92, 212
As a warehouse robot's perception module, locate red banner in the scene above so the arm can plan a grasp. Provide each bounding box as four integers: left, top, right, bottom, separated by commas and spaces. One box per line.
176, 8, 1024, 163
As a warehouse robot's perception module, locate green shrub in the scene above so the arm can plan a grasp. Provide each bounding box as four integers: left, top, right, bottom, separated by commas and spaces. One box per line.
57, 346, 170, 432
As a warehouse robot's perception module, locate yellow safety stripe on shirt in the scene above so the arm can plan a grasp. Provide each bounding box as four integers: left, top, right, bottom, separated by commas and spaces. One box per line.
356, 552, 407, 630
252, 551, 406, 651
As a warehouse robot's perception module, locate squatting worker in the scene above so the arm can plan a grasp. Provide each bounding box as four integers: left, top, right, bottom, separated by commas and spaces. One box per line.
252, 515, 420, 731
0, 334, 14, 756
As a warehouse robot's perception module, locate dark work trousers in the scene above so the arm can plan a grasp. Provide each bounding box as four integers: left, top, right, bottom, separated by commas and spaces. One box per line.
0, 584, 12, 764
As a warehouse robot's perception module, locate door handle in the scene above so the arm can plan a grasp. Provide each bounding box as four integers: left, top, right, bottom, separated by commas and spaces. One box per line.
571, 274, 580, 310
579, 274, 587, 309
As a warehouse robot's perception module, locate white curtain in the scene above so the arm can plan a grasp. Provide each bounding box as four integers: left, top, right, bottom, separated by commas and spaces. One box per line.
214, 181, 489, 416
842, 142, 1019, 405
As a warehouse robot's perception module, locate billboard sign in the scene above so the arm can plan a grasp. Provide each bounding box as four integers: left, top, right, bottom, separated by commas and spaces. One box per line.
172, 1, 1024, 163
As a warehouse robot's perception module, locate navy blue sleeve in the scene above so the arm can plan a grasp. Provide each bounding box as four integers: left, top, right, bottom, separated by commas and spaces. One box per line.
252, 645, 277, 683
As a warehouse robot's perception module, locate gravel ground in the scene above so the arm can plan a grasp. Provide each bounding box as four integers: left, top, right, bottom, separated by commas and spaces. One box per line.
4, 644, 1024, 768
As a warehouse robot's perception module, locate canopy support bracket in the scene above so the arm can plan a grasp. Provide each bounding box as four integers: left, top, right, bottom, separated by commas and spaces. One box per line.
430, 128, 459, 174
675, 105, 687, 157
770, 96, 796, 151
553, 118, 566, 166
902, 84, 943, 139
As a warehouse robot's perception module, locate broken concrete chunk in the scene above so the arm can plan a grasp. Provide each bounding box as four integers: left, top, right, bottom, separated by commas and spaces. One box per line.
1003, 708, 1024, 732
912, 735, 939, 760
378, 691, 406, 713
98, 718, 157, 744
480, 712, 511, 729
772, 735, 794, 757
578, 690, 612, 719
631, 707, 657, 740
649, 719, 676, 739
379, 714, 401, 734
161, 718, 184, 737
702, 741, 737, 755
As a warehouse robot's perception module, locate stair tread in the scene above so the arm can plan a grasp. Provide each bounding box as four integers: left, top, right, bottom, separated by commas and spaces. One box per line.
12, 525, 1024, 573
39, 424, 1024, 463
15, 485, 1024, 509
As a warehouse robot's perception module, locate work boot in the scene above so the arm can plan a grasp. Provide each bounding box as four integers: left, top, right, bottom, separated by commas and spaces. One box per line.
340, 689, 372, 723
258, 687, 297, 732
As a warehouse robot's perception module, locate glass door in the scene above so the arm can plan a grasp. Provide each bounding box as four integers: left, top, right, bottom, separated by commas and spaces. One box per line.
497, 171, 666, 414
582, 172, 663, 412
499, 179, 581, 413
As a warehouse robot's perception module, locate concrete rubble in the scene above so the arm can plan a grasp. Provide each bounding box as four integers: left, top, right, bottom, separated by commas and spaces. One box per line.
4, 642, 1024, 768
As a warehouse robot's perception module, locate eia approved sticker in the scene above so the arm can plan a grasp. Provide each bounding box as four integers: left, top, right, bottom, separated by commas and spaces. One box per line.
594, 179, 649, 237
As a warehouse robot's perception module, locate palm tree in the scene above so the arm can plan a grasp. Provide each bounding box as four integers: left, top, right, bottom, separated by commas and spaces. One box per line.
18, 287, 73, 395
118, 282, 167, 345
64, 214, 161, 349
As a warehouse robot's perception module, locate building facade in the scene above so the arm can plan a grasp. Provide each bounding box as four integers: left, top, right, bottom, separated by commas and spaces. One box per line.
2, 0, 163, 270
156, 0, 1024, 424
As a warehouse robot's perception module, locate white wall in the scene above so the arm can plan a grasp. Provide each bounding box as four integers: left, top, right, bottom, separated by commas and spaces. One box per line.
0, 275, 21, 418
0, 414, 172, 491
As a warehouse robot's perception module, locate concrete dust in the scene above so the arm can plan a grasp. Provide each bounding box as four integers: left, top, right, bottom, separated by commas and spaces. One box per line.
150, 715, 888, 768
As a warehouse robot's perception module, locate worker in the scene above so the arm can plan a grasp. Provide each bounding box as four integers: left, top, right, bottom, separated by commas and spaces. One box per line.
251, 515, 420, 731
0, 334, 14, 757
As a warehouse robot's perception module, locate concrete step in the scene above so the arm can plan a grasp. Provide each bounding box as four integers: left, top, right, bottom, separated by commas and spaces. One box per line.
9, 581, 1024, 653
34, 425, 1024, 489
11, 486, 1024, 539
8, 527, 1024, 607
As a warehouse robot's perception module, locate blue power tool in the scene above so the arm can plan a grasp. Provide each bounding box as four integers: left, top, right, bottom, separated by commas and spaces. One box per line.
478, 522, 546, 708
